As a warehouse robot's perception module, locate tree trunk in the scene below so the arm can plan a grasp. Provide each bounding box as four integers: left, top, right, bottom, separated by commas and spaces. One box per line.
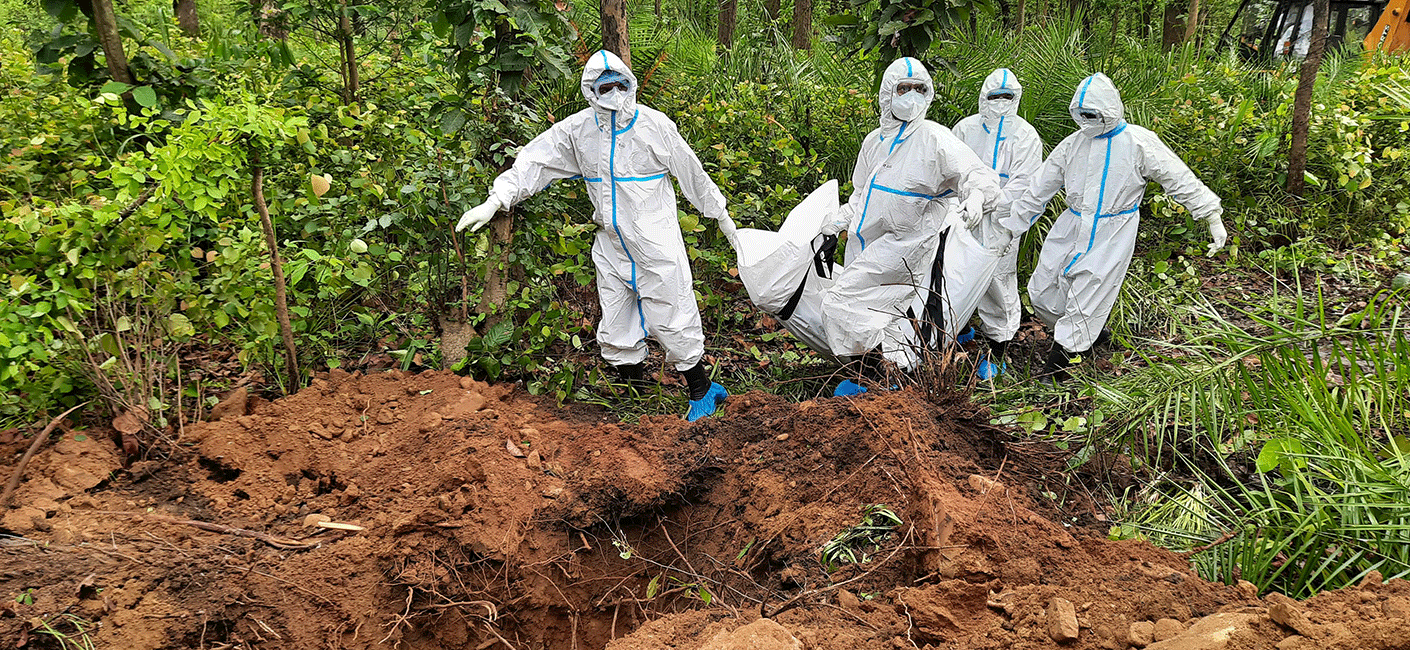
1016, 0, 1027, 31
792, 0, 812, 49
655, 0, 662, 20
338, 0, 358, 103
174, 0, 199, 36
252, 0, 287, 40
1286, 0, 1329, 202
90, 0, 133, 83
601, 0, 631, 67
1182, 0, 1200, 43
718, 0, 737, 49
250, 154, 301, 391
475, 209, 515, 331
765, 0, 779, 22
1162, 2, 1184, 51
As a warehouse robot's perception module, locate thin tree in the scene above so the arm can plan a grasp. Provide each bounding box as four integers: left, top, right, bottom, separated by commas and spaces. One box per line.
1162, 1, 1184, 51
718, 0, 737, 49
338, 0, 359, 103
1286, 0, 1329, 202
792, 0, 812, 49
91, 0, 133, 83
765, 0, 779, 22
174, 0, 200, 37
601, 0, 631, 66
1182, 0, 1200, 43
250, 152, 301, 391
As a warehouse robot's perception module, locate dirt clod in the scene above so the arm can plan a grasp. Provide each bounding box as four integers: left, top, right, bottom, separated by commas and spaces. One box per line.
700, 618, 802, 650
209, 386, 248, 420
1049, 596, 1080, 642
1130, 620, 1156, 647
1154, 617, 1185, 641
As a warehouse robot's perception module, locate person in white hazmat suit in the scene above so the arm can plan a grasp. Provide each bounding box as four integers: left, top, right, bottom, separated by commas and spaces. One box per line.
820, 57, 1002, 396
951, 68, 1045, 380
456, 50, 738, 421
1000, 73, 1228, 379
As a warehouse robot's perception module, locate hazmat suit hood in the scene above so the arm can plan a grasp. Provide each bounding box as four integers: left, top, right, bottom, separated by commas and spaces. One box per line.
581, 50, 639, 130
878, 57, 935, 137
978, 68, 1022, 123
1069, 73, 1125, 137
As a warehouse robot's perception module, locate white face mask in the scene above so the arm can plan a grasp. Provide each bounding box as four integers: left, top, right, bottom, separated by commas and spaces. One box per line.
892, 92, 928, 122
597, 88, 630, 111
983, 97, 1015, 117
1071, 108, 1109, 136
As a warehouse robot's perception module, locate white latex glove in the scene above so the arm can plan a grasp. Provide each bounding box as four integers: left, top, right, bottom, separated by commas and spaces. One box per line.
717, 214, 739, 247
960, 193, 986, 230
456, 196, 502, 232
821, 205, 852, 237
1205, 214, 1228, 257
990, 226, 1016, 257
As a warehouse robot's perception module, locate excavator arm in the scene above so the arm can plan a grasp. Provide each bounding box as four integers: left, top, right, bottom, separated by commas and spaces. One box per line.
1366, 0, 1410, 53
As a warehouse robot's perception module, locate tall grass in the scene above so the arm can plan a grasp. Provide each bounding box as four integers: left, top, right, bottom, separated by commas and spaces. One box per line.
1103, 272, 1410, 597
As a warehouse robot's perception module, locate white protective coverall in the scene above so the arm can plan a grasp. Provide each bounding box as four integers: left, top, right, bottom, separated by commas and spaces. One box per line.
1002, 73, 1223, 354
952, 68, 1045, 343
485, 50, 731, 371
823, 57, 1002, 368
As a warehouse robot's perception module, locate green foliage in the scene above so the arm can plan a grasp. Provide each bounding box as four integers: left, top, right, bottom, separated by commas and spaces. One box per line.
820, 504, 903, 572
827, 0, 998, 64
1091, 276, 1410, 597
431, 0, 576, 99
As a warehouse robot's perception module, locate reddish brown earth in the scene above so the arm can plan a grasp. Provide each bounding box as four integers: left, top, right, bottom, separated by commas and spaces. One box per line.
2, 369, 1408, 650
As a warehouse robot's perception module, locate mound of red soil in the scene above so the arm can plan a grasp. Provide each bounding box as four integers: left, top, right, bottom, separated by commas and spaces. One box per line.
2, 369, 1406, 649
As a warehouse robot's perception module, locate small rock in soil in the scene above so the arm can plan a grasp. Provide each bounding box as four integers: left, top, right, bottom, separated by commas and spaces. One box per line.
775, 433, 789, 441
1267, 592, 1318, 637
1128, 621, 1155, 647
1047, 596, 1079, 642
1152, 618, 1183, 641
837, 589, 861, 612
505, 440, 526, 458
210, 387, 248, 421
375, 408, 395, 425
302, 514, 330, 528
526, 450, 542, 471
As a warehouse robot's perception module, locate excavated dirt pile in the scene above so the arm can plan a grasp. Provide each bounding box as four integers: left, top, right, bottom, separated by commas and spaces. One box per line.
3, 369, 1409, 650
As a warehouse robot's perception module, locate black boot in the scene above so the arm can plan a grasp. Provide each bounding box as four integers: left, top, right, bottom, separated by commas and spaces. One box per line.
1094, 328, 1113, 347
683, 362, 711, 401
1039, 345, 1082, 382
613, 363, 648, 392
987, 339, 1009, 359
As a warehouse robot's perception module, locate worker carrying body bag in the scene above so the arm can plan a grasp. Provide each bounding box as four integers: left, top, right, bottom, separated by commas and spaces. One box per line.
732, 181, 1001, 364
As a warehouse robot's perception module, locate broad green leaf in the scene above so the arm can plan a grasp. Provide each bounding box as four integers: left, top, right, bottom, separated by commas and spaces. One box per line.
132, 86, 158, 108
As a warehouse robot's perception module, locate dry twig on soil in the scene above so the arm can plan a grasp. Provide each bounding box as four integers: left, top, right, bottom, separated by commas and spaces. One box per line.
1, 404, 87, 507
136, 513, 317, 550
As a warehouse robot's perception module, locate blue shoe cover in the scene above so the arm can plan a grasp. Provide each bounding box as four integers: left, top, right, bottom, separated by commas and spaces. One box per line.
686, 382, 728, 422
833, 379, 868, 397
977, 358, 1007, 380
955, 327, 976, 345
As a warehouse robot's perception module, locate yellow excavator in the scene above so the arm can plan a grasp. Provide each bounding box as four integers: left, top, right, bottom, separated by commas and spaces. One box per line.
1365, 0, 1410, 52
1218, 0, 1410, 59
